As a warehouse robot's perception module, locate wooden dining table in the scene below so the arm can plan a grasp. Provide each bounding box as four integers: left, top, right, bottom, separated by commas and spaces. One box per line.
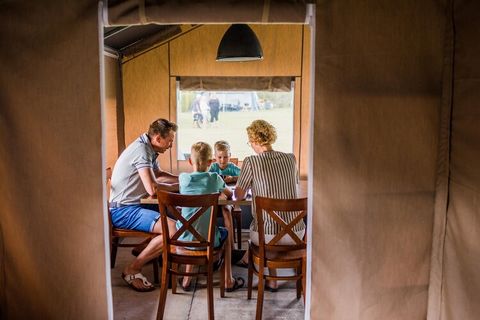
141, 193, 252, 206
140, 180, 308, 205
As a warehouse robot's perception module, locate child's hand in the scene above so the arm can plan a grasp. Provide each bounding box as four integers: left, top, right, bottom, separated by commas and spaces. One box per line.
219, 193, 227, 200
224, 176, 237, 184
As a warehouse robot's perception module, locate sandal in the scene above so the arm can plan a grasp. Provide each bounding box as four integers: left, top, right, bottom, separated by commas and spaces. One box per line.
122, 272, 155, 292
226, 276, 245, 292
265, 284, 278, 292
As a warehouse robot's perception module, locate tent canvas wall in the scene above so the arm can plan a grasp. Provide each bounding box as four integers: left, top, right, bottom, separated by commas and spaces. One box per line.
1, 0, 479, 319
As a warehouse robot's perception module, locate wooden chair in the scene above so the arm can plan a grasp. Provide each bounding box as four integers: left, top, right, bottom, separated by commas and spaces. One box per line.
156, 190, 226, 320
231, 206, 243, 249
217, 203, 243, 249
247, 196, 308, 320
106, 167, 159, 284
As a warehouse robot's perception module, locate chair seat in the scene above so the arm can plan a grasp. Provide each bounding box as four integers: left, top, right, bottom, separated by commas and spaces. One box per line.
112, 228, 157, 238
171, 246, 224, 264
250, 243, 305, 261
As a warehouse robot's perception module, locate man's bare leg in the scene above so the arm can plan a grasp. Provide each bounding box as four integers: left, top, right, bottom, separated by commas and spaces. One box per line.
123, 235, 162, 290
123, 217, 176, 290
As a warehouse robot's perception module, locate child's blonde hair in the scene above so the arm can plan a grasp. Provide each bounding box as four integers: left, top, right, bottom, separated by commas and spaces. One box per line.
214, 140, 231, 154
190, 142, 212, 171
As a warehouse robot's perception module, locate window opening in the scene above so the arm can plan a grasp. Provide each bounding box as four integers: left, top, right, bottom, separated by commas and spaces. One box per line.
176, 84, 294, 160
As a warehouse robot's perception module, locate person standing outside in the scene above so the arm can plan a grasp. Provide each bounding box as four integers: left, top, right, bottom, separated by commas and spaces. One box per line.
199, 92, 210, 127
208, 93, 220, 125
109, 118, 179, 292
191, 94, 203, 128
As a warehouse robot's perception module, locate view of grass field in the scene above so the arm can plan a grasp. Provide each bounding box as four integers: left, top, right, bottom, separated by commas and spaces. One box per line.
176, 108, 293, 159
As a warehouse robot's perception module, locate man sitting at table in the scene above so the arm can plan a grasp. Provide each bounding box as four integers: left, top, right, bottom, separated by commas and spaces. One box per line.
109, 118, 179, 292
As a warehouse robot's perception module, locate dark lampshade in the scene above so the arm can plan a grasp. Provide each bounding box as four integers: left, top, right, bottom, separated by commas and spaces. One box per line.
216, 24, 264, 62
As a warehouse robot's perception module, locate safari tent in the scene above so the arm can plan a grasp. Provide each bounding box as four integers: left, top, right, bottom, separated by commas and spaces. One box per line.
1, 0, 479, 319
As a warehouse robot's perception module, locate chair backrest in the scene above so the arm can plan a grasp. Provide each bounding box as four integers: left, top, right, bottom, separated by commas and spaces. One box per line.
106, 167, 112, 196
156, 190, 220, 254
254, 196, 308, 252
212, 157, 239, 165
106, 167, 114, 248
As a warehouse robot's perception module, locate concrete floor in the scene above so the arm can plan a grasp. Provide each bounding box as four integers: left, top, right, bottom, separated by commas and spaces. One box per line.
111, 232, 305, 320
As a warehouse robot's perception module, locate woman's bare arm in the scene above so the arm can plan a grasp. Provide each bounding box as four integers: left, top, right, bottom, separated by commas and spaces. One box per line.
234, 186, 247, 200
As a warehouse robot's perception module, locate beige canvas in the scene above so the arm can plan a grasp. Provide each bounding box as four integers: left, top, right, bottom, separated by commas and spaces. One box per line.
1, 1, 480, 319
0, 1, 110, 319
313, 1, 445, 318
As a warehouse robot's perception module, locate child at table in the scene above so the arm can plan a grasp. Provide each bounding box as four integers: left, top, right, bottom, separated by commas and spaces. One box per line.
209, 140, 244, 260
178, 142, 244, 292
209, 140, 241, 184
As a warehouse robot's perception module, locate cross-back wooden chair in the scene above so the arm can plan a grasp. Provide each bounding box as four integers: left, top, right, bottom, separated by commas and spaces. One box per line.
106, 167, 159, 284
227, 158, 241, 248
247, 196, 308, 320
156, 190, 226, 320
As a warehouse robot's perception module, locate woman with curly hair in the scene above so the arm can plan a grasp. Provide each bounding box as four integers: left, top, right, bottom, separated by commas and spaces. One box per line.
234, 120, 306, 291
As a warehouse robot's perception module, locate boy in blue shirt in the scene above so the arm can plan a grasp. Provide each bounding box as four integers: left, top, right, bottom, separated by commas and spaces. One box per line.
208, 140, 244, 261
209, 140, 241, 184
179, 142, 244, 292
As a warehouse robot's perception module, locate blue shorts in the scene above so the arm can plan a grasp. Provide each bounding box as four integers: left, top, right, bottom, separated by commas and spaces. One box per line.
216, 227, 228, 249
110, 204, 160, 232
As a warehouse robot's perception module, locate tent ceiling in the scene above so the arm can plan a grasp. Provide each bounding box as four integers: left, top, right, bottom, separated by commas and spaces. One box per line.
104, 24, 182, 56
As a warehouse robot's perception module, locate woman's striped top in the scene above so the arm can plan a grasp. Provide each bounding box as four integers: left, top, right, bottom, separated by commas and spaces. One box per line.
237, 151, 305, 235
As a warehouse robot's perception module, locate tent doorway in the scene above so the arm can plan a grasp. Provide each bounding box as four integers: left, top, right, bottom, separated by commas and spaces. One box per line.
101, 3, 315, 319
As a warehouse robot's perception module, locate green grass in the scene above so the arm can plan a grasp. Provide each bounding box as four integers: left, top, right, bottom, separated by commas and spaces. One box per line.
176, 108, 294, 159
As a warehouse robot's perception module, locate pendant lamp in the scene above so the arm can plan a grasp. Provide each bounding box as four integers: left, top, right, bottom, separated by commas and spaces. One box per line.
216, 24, 263, 62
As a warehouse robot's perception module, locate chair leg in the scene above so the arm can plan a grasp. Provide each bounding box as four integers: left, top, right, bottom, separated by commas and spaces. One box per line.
207, 264, 215, 320
171, 263, 178, 294
232, 218, 237, 244
247, 249, 253, 299
256, 266, 265, 320
233, 209, 242, 249
296, 265, 302, 299
156, 263, 170, 320
236, 213, 242, 249
220, 255, 225, 298
110, 237, 119, 268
